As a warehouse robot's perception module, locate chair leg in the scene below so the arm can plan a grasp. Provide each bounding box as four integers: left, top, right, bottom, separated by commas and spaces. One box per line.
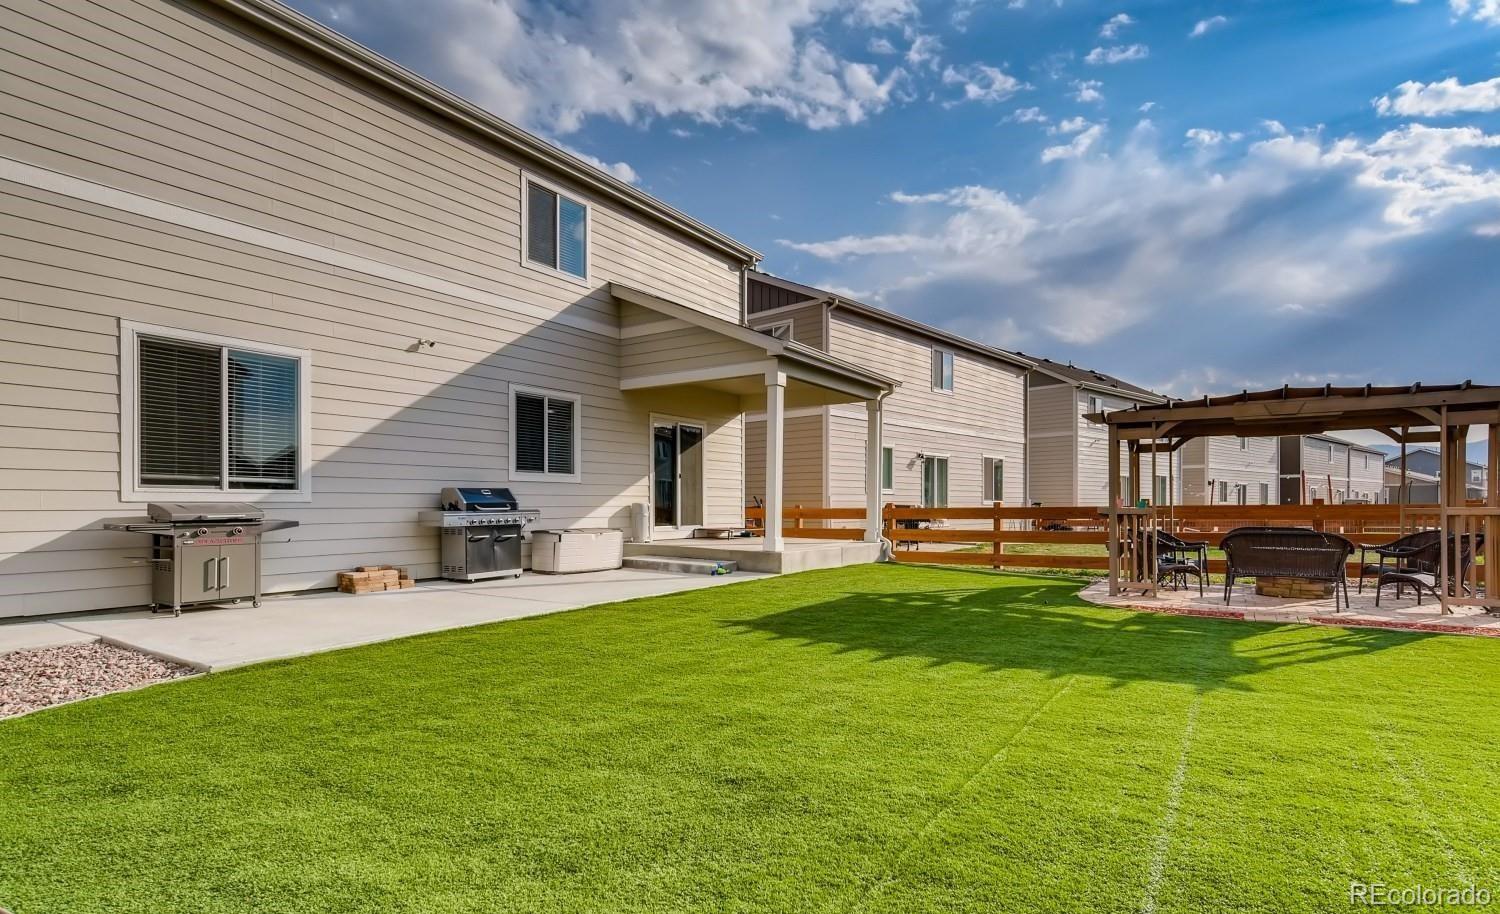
1375, 581, 1381, 608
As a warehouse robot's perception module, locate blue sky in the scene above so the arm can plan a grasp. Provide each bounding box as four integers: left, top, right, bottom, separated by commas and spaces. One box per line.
293, 0, 1499, 404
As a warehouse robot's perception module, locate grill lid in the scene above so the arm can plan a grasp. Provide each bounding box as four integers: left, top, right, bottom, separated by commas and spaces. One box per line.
147, 502, 266, 524
440, 487, 520, 512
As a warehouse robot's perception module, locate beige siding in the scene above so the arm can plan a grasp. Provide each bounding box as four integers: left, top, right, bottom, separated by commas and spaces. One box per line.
1026, 381, 1076, 505
0, 0, 748, 616
743, 413, 826, 510
1180, 437, 1277, 505
824, 311, 1025, 512
1076, 390, 1167, 506
620, 324, 767, 381
747, 302, 827, 350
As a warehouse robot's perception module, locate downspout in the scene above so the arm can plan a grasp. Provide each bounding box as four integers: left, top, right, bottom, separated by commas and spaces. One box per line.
1021, 368, 1031, 506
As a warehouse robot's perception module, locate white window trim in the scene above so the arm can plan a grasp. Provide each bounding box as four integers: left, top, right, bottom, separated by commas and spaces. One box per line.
1087, 395, 1103, 415
519, 171, 592, 287
982, 454, 1005, 504
509, 383, 582, 483
931, 348, 955, 394
761, 319, 794, 341
649, 413, 708, 530
881, 445, 895, 494
921, 453, 951, 508
119, 320, 312, 503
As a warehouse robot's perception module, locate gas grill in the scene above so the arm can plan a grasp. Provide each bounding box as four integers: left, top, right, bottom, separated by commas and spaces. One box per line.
419, 487, 541, 581
103, 503, 299, 616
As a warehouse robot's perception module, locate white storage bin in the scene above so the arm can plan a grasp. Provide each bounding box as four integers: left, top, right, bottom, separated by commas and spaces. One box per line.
530, 528, 625, 574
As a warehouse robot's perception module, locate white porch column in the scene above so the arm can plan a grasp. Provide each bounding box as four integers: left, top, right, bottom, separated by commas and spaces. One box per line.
865, 397, 884, 543
763, 370, 786, 553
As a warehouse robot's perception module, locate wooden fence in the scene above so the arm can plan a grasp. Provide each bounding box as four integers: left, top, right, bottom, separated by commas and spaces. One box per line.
747, 503, 1455, 576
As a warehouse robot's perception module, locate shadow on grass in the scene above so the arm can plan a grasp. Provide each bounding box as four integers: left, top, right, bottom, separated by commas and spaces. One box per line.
722, 570, 1429, 691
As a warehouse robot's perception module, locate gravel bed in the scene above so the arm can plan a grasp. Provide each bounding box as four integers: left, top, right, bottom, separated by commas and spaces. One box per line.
1, 641, 194, 718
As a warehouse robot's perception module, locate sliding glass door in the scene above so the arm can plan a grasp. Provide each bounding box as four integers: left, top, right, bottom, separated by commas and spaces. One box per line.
652, 421, 704, 527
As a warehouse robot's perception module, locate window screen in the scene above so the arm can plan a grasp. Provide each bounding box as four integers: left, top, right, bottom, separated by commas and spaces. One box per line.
545, 397, 575, 475
514, 392, 547, 474
513, 390, 577, 477
526, 181, 587, 278
228, 350, 298, 489
881, 446, 893, 491
558, 197, 587, 278
922, 457, 949, 507
139, 337, 222, 488
931, 349, 954, 391
526, 183, 558, 269
983, 457, 1004, 502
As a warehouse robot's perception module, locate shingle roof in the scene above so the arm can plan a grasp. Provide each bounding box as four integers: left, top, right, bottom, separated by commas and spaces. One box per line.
1020, 356, 1163, 401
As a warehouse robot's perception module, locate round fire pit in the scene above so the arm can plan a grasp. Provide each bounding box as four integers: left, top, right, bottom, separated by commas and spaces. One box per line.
1255, 576, 1334, 599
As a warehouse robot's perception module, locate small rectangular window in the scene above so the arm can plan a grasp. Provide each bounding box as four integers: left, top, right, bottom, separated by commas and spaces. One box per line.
525, 179, 588, 279
983, 457, 1004, 502
1238, 437, 1248, 450
1154, 475, 1168, 505
1217, 481, 1228, 503
931, 349, 954, 392
881, 446, 894, 492
1088, 395, 1103, 415
512, 387, 579, 479
129, 326, 307, 498
922, 456, 949, 507
762, 320, 793, 341
1259, 482, 1270, 504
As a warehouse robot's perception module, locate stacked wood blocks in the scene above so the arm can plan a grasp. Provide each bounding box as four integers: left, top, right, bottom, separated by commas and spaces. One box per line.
338, 565, 415, 594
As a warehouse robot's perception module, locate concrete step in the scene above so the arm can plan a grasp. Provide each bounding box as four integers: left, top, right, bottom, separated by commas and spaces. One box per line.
623, 556, 737, 576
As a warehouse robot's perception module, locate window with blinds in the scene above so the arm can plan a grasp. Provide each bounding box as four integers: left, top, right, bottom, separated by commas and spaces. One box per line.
134, 331, 304, 493
525, 179, 588, 279
512, 388, 579, 479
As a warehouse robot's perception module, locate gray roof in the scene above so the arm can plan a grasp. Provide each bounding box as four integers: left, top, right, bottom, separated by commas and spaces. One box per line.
1021, 357, 1163, 402
748, 272, 1035, 370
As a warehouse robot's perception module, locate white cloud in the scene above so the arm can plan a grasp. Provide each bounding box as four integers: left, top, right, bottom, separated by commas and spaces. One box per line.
294, 0, 916, 134
1184, 127, 1243, 148
1073, 79, 1105, 103
1189, 15, 1228, 37
1051, 116, 1092, 135
556, 144, 641, 183
867, 36, 898, 54
1042, 123, 1106, 161
1139, 101, 1157, 112
1375, 75, 1500, 116
941, 63, 1026, 103
905, 33, 944, 69
1085, 44, 1149, 65
777, 123, 1500, 349
1007, 106, 1049, 124
1261, 119, 1288, 136
1450, 0, 1500, 23
1099, 13, 1134, 39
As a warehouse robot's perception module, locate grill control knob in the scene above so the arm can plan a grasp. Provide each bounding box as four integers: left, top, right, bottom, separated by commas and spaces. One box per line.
231, 526, 244, 536
197, 527, 209, 537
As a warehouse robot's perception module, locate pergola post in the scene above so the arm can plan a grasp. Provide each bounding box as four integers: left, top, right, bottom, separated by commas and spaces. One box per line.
1107, 423, 1122, 596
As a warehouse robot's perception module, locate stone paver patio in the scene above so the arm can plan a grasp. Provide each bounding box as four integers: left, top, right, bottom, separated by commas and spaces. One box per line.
1080, 578, 1500, 636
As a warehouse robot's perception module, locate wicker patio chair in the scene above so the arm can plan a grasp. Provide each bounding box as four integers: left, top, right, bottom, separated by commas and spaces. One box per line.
1356, 529, 1440, 594
1374, 533, 1485, 609
1220, 527, 1355, 611
1155, 530, 1207, 596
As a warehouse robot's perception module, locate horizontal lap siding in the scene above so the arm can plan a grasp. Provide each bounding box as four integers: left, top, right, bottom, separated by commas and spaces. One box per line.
0, 0, 746, 617
1182, 437, 1277, 505
743, 414, 825, 511
747, 303, 827, 350
620, 326, 767, 380
825, 312, 1025, 525
1026, 382, 1075, 505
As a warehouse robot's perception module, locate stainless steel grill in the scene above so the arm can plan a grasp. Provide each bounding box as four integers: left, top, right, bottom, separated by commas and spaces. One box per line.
103, 503, 298, 616
419, 487, 540, 581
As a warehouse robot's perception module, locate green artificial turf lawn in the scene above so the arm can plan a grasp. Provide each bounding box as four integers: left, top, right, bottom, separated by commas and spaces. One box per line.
3, 564, 1498, 914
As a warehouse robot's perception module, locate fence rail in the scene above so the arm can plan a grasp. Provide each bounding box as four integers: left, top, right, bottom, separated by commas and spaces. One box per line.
746, 502, 1457, 574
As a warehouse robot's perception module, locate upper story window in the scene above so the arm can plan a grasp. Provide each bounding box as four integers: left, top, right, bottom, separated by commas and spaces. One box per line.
762, 320, 793, 341
931, 348, 954, 392
122, 322, 310, 501
525, 178, 588, 280
512, 386, 580, 482
1088, 395, 1103, 415
1238, 437, 1248, 450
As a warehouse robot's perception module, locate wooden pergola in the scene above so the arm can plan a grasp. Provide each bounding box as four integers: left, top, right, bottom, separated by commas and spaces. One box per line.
1093, 382, 1500, 614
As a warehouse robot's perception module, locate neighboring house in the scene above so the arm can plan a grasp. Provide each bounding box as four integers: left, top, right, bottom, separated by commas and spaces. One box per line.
1277, 435, 1387, 504
1384, 466, 1441, 504
1384, 447, 1489, 501
741, 274, 1032, 515
1023, 360, 1169, 506
1180, 437, 1280, 506
0, 0, 892, 617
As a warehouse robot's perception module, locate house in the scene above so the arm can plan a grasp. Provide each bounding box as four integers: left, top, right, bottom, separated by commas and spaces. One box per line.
1384, 447, 1489, 501
1384, 465, 1441, 504
1024, 360, 1168, 506
1180, 437, 1280, 505
1277, 435, 1386, 504
740, 273, 1032, 515
0, 0, 894, 617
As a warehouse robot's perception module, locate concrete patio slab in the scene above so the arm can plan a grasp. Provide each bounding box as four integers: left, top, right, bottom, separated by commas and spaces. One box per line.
1080, 579, 1500, 637
0, 620, 98, 656
55, 568, 770, 671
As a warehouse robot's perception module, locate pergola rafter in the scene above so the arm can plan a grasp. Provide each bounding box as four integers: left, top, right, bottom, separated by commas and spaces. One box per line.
1093, 382, 1500, 614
